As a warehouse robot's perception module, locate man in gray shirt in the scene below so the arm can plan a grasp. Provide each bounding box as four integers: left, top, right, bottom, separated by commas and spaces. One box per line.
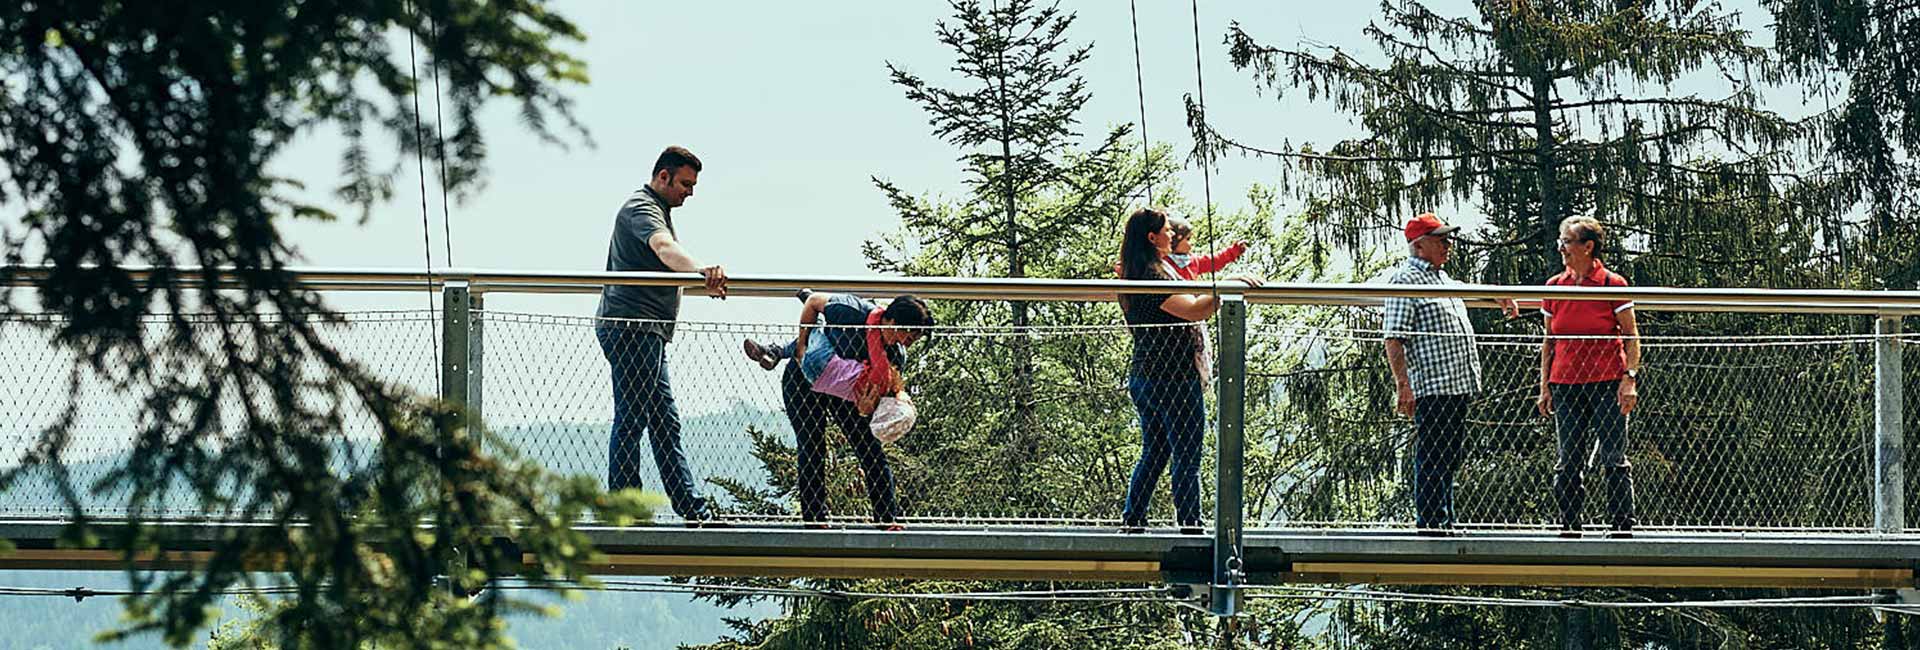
596, 145, 728, 526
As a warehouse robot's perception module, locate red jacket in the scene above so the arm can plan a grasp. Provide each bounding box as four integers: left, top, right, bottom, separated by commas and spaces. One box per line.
1170, 242, 1249, 280
1111, 242, 1250, 279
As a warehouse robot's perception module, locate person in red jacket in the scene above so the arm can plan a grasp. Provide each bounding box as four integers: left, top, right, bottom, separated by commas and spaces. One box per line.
1164, 215, 1249, 280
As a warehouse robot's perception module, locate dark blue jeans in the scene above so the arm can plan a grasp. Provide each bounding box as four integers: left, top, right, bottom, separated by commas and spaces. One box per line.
1551, 380, 1636, 528
1412, 394, 1470, 529
782, 362, 900, 522
1121, 375, 1206, 526
597, 325, 709, 520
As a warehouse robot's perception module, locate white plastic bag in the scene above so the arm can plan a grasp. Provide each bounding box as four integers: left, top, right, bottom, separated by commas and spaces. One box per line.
871, 394, 917, 443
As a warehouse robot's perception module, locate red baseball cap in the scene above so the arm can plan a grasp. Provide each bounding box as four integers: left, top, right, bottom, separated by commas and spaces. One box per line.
1403, 212, 1460, 242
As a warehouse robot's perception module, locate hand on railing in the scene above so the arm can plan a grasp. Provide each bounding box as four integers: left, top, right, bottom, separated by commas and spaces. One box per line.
699, 264, 728, 299
1498, 298, 1521, 318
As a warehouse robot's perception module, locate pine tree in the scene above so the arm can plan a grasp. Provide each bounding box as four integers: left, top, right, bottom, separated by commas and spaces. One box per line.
1766, 0, 1920, 289
873, 0, 1146, 513
1201, 0, 1834, 290
0, 3, 649, 648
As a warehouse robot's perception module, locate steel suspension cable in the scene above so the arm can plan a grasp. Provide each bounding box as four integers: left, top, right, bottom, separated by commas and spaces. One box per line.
1129, 0, 1154, 205
403, 0, 443, 396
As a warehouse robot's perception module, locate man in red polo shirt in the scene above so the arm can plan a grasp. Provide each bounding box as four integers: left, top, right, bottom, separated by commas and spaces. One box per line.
1537, 216, 1642, 538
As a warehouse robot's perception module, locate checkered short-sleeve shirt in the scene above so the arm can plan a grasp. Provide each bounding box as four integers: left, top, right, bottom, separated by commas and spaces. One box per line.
1382, 257, 1483, 398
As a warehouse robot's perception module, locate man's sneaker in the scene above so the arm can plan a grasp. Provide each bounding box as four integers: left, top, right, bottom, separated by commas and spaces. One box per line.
1607, 522, 1634, 539
742, 339, 778, 371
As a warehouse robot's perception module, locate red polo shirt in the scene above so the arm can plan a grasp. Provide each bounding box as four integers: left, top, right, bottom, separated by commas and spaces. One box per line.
1541, 261, 1632, 385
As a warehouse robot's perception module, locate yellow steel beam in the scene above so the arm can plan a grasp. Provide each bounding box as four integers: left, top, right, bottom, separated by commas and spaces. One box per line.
1287, 562, 1915, 589
575, 554, 1166, 581
9, 549, 1911, 590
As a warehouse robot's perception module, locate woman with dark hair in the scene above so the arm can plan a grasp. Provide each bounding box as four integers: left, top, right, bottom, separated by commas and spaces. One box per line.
1116, 207, 1259, 534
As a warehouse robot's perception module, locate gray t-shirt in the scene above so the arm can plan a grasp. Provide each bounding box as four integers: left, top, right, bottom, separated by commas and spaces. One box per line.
595, 186, 679, 339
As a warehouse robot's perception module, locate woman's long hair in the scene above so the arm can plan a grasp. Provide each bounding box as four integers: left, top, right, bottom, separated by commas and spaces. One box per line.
1120, 208, 1169, 281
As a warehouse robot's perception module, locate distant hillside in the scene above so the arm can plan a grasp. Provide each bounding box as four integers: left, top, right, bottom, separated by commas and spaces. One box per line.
0, 570, 773, 650
0, 398, 790, 519
0, 401, 790, 648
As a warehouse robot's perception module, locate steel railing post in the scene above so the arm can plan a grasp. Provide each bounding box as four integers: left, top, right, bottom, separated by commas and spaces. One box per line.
440, 281, 473, 411
1875, 316, 1905, 534
1212, 295, 1248, 616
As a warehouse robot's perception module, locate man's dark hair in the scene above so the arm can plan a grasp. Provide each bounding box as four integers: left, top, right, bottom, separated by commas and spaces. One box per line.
883, 295, 935, 329
652, 146, 703, 177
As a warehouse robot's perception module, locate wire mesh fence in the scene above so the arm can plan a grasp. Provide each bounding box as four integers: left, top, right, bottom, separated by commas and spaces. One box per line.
479, 305, 1215, 530
1243, 305, 1889, 533
0, 310, 439, 519
0, 296, 1910, 537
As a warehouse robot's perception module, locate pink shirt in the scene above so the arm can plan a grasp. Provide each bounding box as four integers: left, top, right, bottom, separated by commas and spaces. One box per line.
810, 355, 866, 401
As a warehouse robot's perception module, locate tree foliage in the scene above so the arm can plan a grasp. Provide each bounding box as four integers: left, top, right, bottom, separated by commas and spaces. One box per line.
1766, 0, 1920, 289
0, 2, 651, 647
1203, 0, 1840, 290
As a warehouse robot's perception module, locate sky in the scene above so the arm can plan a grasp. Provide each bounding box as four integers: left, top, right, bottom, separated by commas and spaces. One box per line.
267, 0, 1794, 322
270, 0, 1398, 322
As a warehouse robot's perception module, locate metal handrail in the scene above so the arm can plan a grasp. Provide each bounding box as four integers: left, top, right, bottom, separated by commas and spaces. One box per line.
5, 266, 1918, 314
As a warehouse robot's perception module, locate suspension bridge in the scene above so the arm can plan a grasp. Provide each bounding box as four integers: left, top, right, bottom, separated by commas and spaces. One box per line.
0, 268, 1916, 615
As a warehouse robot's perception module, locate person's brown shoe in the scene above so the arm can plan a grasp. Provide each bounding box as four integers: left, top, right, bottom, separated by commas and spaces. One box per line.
742, 339, 778, 371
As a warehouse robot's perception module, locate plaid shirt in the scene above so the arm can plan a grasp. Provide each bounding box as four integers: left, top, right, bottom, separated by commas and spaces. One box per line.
1383, 257, 1482, 398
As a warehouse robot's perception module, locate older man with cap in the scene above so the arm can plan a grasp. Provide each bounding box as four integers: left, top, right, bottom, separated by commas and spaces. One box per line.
1383, 213, 1514, 536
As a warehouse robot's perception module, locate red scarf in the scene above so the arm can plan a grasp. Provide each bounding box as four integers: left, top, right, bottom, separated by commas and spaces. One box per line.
855, 308, 894, 395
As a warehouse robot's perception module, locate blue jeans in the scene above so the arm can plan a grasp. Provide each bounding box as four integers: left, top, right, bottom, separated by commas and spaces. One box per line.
1412, 395, 1470, 529
1121, 375, 1206, 526
1551, 380, 1636, 528
757, 330, 842, 383
758, 338, 798, 361
597, 325, 709, 520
